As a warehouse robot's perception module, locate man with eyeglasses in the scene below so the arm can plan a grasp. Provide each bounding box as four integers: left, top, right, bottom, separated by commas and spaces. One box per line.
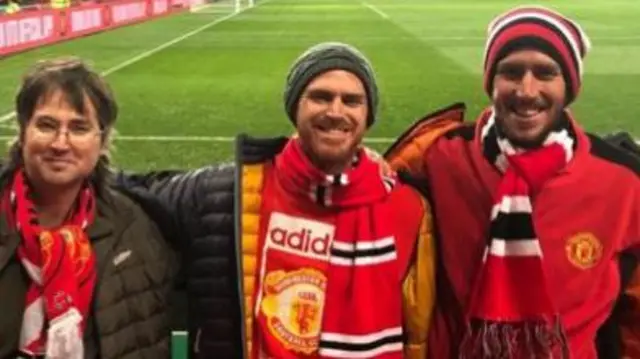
0, 57, 177, 359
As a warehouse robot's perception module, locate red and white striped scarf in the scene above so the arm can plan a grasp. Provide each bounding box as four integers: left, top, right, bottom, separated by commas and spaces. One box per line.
462, 108, 573, 358
5, 169, 97, 358
253, 138, 404, 359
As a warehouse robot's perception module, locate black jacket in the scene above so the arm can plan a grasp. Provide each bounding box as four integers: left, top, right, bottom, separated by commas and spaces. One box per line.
117, 135, 288, 358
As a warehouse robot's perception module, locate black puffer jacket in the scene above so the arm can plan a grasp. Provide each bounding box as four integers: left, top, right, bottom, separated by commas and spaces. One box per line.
120, 163, 242, 358
117, 136, 289, 359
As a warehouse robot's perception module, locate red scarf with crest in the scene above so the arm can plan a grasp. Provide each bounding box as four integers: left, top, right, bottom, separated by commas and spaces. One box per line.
5, 169, 97, 358
253, 138, 404, 359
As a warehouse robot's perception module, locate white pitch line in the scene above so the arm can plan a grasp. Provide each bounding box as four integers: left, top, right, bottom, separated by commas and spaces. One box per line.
0, 112, 15, 123
99, 8, 254, 77
362, 2, 389, 19
0, 0, 269, 124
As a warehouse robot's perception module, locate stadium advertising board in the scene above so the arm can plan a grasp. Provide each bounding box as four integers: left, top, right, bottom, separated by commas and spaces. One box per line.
0, 0, 184, 57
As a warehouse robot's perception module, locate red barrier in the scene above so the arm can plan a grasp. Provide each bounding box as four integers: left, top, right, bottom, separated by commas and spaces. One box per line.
0, 10, 60, 56
0, 0, 186, 57
109, 0, 148, 27
151, 0, 171, 16
64, 4, 105, 39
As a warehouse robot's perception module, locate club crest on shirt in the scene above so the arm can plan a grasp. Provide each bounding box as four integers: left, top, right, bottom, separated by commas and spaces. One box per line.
565, 232, 603, 270
261, 268, 326, 354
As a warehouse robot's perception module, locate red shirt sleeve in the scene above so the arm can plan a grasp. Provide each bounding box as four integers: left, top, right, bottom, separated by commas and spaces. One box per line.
622, 183, 640, 255
621, 181, 640, 357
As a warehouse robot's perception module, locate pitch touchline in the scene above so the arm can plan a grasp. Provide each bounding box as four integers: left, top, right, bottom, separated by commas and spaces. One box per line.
362, 2, 389, 19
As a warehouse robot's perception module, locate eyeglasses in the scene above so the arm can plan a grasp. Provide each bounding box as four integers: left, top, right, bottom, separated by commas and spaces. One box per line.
31, 119, 102, 146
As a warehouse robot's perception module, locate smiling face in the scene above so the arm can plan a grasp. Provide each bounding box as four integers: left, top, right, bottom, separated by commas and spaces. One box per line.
492, 49, 567, 148
295, 69, 368, 173
21, 89, 103, 190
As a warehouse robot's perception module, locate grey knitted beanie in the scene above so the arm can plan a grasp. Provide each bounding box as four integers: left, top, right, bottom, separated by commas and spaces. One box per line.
284, 42, 379, 127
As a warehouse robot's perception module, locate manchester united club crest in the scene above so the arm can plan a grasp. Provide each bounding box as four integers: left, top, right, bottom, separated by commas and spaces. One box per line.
260, 268, 326, 354
565, 232, 603, 270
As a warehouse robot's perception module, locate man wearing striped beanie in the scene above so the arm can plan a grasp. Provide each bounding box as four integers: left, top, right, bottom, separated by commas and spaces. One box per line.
386, 5, 640, 359
482, 5, 591, 148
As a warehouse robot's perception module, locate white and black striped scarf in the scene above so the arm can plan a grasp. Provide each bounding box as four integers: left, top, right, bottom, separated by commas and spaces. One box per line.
461, 108, 574, 358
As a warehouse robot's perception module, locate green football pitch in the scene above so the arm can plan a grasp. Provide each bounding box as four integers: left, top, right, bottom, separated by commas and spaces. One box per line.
1, 0, 638, 173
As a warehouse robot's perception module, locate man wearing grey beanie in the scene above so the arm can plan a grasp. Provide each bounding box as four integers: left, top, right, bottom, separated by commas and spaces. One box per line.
116, 42, 436, 359
283, 41, 379, 174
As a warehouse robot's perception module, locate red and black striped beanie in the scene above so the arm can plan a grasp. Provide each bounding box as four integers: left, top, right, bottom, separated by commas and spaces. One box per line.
483, 6, 591, 104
